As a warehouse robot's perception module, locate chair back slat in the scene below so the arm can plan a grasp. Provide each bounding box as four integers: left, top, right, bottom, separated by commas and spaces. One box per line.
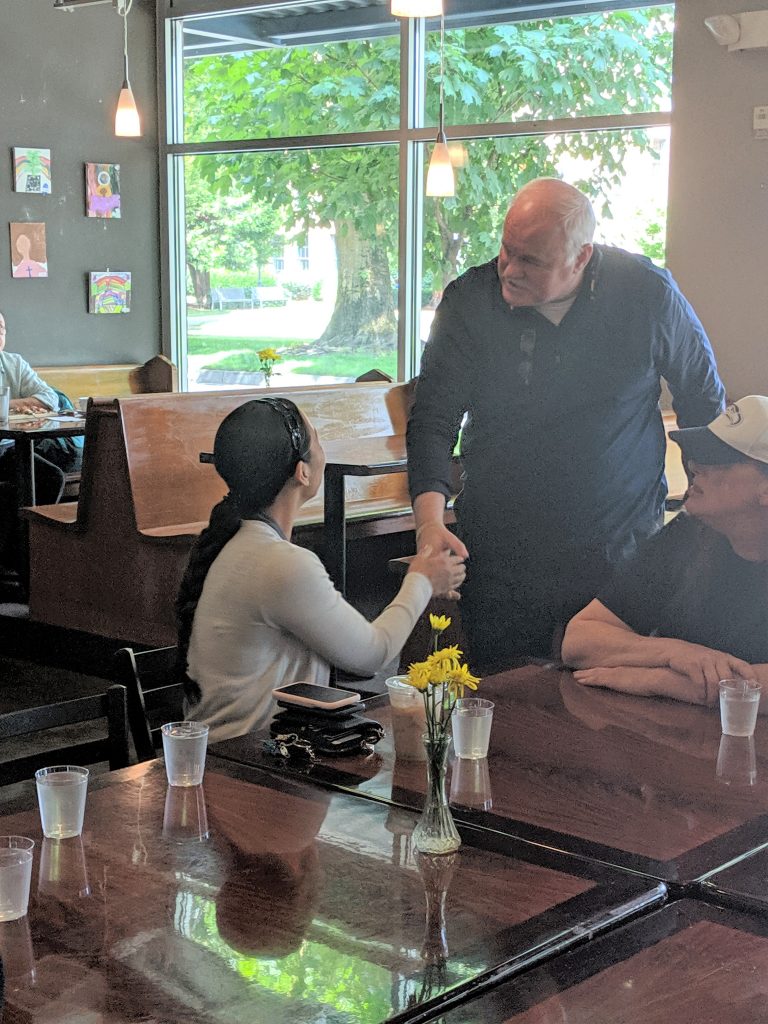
0, 685, 129, 786
114, 646, 183, 762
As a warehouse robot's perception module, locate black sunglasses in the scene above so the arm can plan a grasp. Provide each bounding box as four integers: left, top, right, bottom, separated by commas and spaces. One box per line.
519, 328, 536, 388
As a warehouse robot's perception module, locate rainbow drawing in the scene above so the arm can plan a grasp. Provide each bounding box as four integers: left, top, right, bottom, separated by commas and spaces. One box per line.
13, 147, 51, 194
88, 271, 131, 314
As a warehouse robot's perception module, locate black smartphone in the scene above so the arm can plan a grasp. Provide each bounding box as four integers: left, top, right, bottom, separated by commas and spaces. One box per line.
272, 681, 362, 711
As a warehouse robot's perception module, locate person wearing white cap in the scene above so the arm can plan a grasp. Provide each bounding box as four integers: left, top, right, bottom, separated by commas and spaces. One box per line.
561, 396, 768, 705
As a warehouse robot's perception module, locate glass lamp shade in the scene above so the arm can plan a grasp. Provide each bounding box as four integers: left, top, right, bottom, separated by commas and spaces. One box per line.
426, 140, 455, 196
115, 81, 141, 137
391, 0, 442, 16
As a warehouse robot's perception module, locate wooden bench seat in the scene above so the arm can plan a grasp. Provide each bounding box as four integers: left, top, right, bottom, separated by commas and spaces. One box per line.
25, 382, 417, 645
33, 355, 177, 404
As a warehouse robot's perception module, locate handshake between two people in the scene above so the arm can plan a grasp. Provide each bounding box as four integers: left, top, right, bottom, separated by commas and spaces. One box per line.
408, 519, 469, 600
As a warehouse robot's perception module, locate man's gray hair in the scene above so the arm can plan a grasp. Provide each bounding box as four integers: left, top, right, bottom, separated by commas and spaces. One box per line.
511, 178, 596, 261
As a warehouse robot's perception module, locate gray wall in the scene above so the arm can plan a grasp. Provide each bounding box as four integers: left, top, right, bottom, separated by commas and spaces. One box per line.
668, 0, 768, 400
0, 0, 159, 366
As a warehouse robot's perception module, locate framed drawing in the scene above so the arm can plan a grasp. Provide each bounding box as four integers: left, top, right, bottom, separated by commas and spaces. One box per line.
88, 271, 131, 313
10, 222, 48, 279
13, 148, 51, 194
85, 163, 121, 218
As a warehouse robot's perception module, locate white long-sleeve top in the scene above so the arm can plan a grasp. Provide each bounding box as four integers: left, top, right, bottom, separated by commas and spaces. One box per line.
187, 519, 432, 742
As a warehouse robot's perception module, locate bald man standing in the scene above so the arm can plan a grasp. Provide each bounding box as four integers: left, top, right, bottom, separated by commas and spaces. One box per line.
407, 178, 725, 673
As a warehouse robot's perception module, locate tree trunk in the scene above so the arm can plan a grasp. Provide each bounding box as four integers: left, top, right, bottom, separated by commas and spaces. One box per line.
188, 265, 211, 309
317, 219, 396, 351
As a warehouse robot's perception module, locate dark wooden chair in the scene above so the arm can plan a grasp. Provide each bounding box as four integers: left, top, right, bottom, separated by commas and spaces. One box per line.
0, 685, 130, 786
113, 646, 183, 762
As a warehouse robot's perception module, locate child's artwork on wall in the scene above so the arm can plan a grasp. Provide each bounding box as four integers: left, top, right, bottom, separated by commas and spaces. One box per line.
85, 162, 121, 218
13, 148, 51, 194
10, 222, 48, 279
88, 271, 131, 313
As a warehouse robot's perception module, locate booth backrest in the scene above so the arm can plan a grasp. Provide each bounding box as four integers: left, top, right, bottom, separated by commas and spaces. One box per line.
117, 382, 412, 532
33, 356, 177, 403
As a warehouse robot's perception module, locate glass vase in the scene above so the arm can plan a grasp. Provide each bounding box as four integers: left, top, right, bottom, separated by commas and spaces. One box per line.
412, 732, 461, 855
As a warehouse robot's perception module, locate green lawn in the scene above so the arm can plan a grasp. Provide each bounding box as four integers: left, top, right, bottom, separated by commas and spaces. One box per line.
206, 349, 397, 379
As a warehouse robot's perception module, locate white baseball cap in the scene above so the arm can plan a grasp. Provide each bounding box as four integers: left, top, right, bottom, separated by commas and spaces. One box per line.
670, 396, 768, 466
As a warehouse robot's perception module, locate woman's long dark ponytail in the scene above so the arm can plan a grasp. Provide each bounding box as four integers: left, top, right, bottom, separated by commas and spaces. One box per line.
175, 398, 311, 703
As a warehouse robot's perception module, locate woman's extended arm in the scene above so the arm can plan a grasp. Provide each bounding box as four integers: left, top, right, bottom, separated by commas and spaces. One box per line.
268, 544, 464, 678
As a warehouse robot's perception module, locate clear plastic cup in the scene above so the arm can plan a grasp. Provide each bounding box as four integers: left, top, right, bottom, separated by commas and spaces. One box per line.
719, 678, 761, 737
452, 699, 494, 759
385, 676, 427, 762
0, 836, 35, 921
35, 766, 89, 839
161, 722, 209, 787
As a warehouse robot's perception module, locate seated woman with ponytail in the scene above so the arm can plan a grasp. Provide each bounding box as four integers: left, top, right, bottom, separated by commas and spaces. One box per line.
176, 397, 466, 743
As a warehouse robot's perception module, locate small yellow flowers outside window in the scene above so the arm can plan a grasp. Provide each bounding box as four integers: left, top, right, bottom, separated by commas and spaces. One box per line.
257, 347, 282, 386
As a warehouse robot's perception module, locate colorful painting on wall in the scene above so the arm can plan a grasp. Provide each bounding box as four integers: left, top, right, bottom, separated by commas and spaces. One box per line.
88, 271, 131, 314
10, 222, 48, 279
85, 162, 121, 218
13, 148, 51, 194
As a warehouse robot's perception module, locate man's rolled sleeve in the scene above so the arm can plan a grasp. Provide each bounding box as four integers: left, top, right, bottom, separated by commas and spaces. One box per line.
654, 271, 725, 428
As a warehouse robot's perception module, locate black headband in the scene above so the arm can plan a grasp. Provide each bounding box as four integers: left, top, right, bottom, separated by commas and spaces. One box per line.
257, 397, 311, 463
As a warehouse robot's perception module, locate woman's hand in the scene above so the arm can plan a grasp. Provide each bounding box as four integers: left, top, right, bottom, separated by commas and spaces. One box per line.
408, 544, 466, 599
10, 397, 50, 414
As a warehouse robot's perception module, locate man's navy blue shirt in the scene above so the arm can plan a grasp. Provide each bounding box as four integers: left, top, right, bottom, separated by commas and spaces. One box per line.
407, 245, 725, 565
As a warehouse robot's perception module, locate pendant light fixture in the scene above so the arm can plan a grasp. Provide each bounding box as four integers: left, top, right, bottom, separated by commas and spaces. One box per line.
115, 0, 141, 137
425, 13, 455, 197
391, 0, 442, 18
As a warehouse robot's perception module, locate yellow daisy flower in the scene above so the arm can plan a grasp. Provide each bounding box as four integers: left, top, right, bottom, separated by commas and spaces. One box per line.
406, 660, 431, 691
429, 613, 451, 633
446, 664, 481, 699
427, 646, 463, 681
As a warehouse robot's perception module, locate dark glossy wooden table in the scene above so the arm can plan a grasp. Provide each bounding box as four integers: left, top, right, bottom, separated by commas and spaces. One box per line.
322, 434, 407, 593
0, 757, 665, 1024
419, 899, 768, 1024
0, 413, 85, 507
700, 843, 768, 914
212, 663, 768, 885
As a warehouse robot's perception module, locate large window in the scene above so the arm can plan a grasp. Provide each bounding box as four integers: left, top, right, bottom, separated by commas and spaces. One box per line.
164, 2, 673, 389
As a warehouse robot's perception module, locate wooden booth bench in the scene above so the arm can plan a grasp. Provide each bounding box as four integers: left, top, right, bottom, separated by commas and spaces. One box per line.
33, 355, 177, 403
24, 382, 418, 645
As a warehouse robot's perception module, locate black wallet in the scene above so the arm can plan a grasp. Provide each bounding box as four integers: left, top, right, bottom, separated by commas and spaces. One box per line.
270, 707, 383, 755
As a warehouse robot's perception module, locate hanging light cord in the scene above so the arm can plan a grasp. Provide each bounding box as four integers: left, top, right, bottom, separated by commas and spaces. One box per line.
437, 13, 446, 143
121, 0, 133, 81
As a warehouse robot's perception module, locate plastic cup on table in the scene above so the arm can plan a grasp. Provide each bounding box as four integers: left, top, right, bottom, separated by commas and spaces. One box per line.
452, 698, 495, 759
0, 386, 10, 423
718, 678, 761, 738
385, 676, 427, 762
0, 836, 35, 922
35, 766, 89, 839
161, 722, 209, 787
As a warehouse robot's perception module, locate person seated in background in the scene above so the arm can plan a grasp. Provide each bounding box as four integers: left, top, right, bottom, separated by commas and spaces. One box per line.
176, 396, 466, 743
562, 395, 768, 706
0, 309, 70, 568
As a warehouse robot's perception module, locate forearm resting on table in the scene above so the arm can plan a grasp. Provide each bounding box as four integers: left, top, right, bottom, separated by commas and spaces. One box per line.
562, 601, 685, 669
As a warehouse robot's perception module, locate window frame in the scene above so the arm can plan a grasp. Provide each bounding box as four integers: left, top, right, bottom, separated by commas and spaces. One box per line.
159, 0, 672, 389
